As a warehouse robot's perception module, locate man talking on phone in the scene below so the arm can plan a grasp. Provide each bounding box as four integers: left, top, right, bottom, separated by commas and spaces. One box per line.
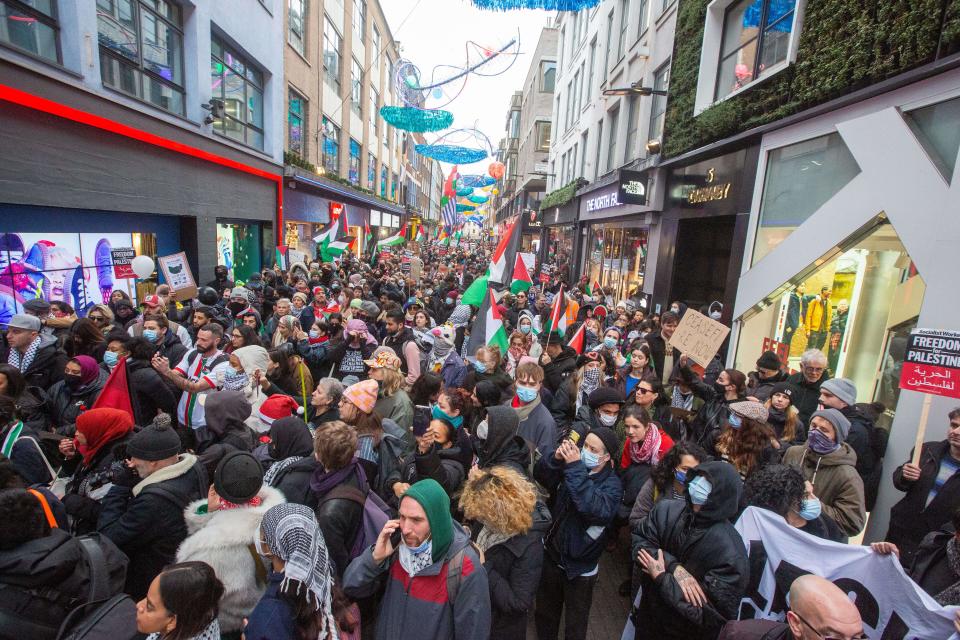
343, 478, 491, 640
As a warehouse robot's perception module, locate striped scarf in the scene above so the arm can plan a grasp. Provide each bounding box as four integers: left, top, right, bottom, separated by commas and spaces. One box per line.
8, 336, 41, 373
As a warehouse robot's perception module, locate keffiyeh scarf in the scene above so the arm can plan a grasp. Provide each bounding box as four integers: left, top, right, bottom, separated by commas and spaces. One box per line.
671, 385, 694, 411
629, 423, 663, 466
8, 336, 40, 373
146, 618, 220, 640
576, 368, 602, 412
261, 503, 339, 639
448, 304, 472, 328
263, 455, 303, 485
398, 539, 435, 576
935, 537, 960, 605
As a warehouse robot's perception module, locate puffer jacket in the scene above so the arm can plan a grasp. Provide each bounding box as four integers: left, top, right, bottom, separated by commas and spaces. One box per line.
176, 486, 286, 634
782, 443, 865, 537
343, 521, 491, 640
632, 461, 749, 640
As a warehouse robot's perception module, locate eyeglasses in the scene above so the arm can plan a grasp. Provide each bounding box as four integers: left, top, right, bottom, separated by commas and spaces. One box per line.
89, 315, 104, 321
793, 612, 868, 640
638, 387, 655, 395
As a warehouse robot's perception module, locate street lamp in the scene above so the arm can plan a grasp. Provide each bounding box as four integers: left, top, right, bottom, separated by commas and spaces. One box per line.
602, 81, 668, 97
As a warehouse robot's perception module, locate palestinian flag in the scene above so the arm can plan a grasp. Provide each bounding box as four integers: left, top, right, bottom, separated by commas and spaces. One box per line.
415, 225, 426, 242
313, 214, 352, 262
453, 230, 462, 247
377, 223, 406, 248
544, 285, 568, 336
461, 274, 489, 308
488, 218, 521, 286
585, 280, 602, 296
510, 253, 532, 294
566, 322, 586, 355
275, 246, 289, 270
465, 287, 509, 357
364, 220, 376, 264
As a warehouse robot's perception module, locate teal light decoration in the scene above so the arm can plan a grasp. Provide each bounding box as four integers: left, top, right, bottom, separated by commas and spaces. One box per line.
456, 204, 478, 212
467, 194, 489, 204
471, 0, 599, 9
415, 144, 488, 163
459, 174, 497, 188
379, 106, 453, 133
456, 187, 474, 197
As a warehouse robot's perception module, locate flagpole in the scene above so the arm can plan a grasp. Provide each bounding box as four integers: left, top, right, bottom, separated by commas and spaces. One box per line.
545, 284, 562, 351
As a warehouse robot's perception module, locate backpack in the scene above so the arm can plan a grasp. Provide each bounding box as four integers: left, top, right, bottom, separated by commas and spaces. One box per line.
444, 541, 482, 604
318, 466, 392, 561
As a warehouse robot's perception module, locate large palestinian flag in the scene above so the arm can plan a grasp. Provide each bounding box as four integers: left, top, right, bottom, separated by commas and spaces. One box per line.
544, 285, 569, 336
488, 218, 520, 286
465, 287, 508, 357
510, 253, 532, 294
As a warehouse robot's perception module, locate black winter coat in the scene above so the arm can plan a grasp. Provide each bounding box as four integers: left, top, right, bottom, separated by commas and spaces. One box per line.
269, 456, 320, 506
632, 461, 748, 640
887, 440, 960, 568
785, 371, 829, 426
61, 434, 131, 534
399, 444, 467, 507
909, 527, 960, 602
15, 386, 50, 433
646, 331, 681, 384
0, 333, 67, 391
541, 345, 578, 394
313, 466, 364, 581
47, 369, 108, 431
481, 502, 552, 640
125, 358, 178, 425
97, 454, 208, 599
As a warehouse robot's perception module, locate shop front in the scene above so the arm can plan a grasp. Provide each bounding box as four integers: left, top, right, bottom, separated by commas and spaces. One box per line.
577, 169, 654, 305
656, 146, 760, 321
540, 199, 579, 284
520, 209, 543, 255
216, 220, 268, 283
727, 70, 960, 540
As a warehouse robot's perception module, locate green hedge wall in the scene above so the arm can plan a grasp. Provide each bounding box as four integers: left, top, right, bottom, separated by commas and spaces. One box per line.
663, 0, 960, 158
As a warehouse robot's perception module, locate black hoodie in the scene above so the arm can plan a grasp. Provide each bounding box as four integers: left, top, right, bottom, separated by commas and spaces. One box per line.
475, 405, 531, 476
632, 461, 749, 640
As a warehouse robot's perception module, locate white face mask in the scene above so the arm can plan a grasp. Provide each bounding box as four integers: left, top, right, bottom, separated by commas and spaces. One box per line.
598, 413, 618, 427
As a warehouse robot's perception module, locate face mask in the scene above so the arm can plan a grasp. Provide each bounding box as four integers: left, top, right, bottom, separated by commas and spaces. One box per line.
728, 413, 742, 429
431, 404, 463, 428
670, 306, 680, 314
445, 297, 454, 305
808, 428, 839, 455
710, 311, 722, 321
580, 448, 601, 469
516, 385, 538, 403
674, 469, 687, 485
473, 361, 487, 373
798, 497, 822, 521
143, 329, 158, 343
687, 475, 712, 506
309, 329, 321, 339
475, 419, 488, 440
254, 535, 272, 558
63, 374, 83, 389
598, 413, 617, 427
223, 369, 250, 391
713, 380, 728, 395
103, 351, 119, 367
520, 324, 531, 334
603, 337, 618, 349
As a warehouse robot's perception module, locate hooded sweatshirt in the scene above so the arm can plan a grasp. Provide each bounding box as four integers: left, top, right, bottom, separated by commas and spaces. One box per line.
476, 406, 531, 475
782, 442, 865, 537
231, 345, 270, 429
200, 391, 254, 456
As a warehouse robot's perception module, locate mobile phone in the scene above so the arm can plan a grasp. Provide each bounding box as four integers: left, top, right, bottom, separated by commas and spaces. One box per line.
390, 528, 403, 549
413, 405, 431, 437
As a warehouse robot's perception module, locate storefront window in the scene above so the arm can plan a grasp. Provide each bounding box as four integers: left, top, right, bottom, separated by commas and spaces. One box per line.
544, 225, 575, 282
754, 133, 860, 263
587, 226, 648, 301
904, 96, 960, 182
380, 166, 387, 197
216, 222, 261, 282
735, 222, 924, 432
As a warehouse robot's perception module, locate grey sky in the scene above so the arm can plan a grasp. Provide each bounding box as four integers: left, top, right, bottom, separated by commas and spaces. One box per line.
380, 0, 553, 186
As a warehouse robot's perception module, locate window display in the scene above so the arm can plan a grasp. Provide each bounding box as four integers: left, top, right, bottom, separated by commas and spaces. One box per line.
544, 225, 575, 282
587, 226, 648, 302
216, 222, 261, 283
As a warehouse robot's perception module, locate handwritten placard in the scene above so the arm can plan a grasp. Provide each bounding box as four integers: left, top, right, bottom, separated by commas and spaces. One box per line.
157, 252, 197, 302
669, 309, 730, 368
900, 329, 960, 399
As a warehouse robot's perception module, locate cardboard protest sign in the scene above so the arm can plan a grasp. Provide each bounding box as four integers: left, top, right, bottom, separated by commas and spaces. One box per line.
669, 309, 730, 368
158, 252, 197, 301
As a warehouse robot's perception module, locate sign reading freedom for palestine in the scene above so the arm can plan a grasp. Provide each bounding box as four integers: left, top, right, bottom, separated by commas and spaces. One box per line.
900, 328, 960, 400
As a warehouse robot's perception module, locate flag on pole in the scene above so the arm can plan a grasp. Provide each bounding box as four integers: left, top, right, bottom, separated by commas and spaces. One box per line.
461, 275, 489, 308
377, 223, 407, 248
510, 253, 533, 294
465, 287, 509, 357
585, 280, 602, 296
544, 286, 568, 336
442, 196, 457, 231
313, 215, 353, 262
566, 322, 586, 355
488, 218, 521, 286
275, 246, 289, 270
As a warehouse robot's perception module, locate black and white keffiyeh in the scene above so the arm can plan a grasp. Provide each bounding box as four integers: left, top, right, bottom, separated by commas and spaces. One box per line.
8, 336, 40, 372
260, 503, 339, 639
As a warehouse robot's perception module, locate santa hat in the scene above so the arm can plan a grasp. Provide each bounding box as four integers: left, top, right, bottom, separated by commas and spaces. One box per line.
257, 394, 303, 425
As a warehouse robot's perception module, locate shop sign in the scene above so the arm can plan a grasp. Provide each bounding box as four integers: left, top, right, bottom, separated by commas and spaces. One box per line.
900, 329, 960, 399
618, 170, 647, 205
525, 210, 542, 228
110, 247, 136, 279
584, 188, 621, 213
669, 309, 730, 368
685, 167, 732, 204
329, 201, 345, 220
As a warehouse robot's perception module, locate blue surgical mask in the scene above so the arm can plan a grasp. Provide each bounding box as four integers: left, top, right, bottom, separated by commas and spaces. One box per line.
473, 361, 487, 373
603, 336, 618, 349
309, 329, 321, 339
143, 329, 158, 343
687, 475, 712, 506
445, 297, 454, 305
520, 324, 532, 335
103, 351, 119, 367
798, 497, 822, 521
580, 448, 601, 469
516, 385, 538, 403
674, 469, 687, 485
728, 413, 742, 429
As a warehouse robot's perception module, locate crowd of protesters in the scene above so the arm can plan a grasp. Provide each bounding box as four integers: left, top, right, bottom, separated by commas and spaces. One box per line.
0, 241, 957, 640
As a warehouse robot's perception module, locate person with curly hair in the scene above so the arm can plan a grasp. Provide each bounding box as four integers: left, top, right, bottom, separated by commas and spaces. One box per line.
460, 466, 551, 640
743, 463, 845, 542
708, 400, 781, 480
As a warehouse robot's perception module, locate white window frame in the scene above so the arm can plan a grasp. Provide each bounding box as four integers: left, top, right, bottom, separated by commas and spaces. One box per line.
694, 0, 806, 115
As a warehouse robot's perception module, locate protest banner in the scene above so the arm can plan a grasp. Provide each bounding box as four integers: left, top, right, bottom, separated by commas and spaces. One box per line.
899, 329, 960, 463
734, 507, 958, 639
110, 247, 136, 279
157, 252, 197, 301
669, 309, 730, 368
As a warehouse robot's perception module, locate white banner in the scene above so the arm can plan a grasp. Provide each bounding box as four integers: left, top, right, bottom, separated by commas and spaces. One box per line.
735, 507, 958, 639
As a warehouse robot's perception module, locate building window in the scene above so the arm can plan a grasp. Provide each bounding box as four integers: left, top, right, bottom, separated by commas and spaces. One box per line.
535, 121, 552, 152
637, 0, 649, 36
540, 61, 556, 92
587, 38, 596, 98
98, 0, 184, 115
380, 165, 387, 197
288, 0, 306, 55
593, 120, 603, 180
210, 35, 264, 149
558, 26, 565, 74
661, 0, 674, 11
323, 16, 341, 94
391, 172, 398, 201
624, 95, 639, 164
714, 0, 797, 102
617, 0, 629, 61
288, 88, 307, 156
349, 138, 360, 184
371, 25, 381, 74
351, 57, 363, 115
322, 116, 340, 174
579, 130, 588, 176
1, 0, 59, 63
603, 11, 614, 73
569, 143, 578, 180
606, 105, 619, 173
370, 87, 379, 134
509, 109, 520, 139
577, 62, 585, 111
648, 60, 669, 143
368, 152, 376, 188
572, 69, 581, 116
353, 0, 365, 37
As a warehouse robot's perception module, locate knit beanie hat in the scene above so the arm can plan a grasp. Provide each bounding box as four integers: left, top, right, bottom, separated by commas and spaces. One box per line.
588, 426, 621, 460
402, 478, 453, 562
588, 387, 626, 409
214, 451, 263, 504
756, 350, 782, 371
770, 382, 793, 403
811, 408, 851, 446
127, 424, 181, 461
820, 378, 857, 408
258, 394, 303, 425
343, 379, 378, 414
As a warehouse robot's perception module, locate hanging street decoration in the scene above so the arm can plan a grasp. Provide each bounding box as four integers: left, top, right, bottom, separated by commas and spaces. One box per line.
379, 106, 454, 132
471, 0, 600, 10
415, 143, 488, 163
459, 174, 497, 188
488, 161, 506, 179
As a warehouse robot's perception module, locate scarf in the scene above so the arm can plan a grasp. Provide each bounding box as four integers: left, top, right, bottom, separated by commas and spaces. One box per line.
476, 525, 512, 553
146, 618, 220, 640
264, 455, 304, 485
576, 369, 602, 412
310, 458, 359, 494
511, 393, 542, 421
508, 344, 528, 371
219, 495, 263, 510
628, 423, 662, 466
8, 336, 41, 373
398, 539, 434, 576
936, 538, 960, 606
75, 408, 134, 466
260, 504, 339, 639
671, 385, 694, 411
448, 304, 472, 328
430, 339, 453, 367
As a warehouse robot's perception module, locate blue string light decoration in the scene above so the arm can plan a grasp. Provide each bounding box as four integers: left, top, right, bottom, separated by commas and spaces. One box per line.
456, 186, 474, 197
467, 194, 489, 204
456, 204, 478, 212
415, 144, 488, 163
379, 106, 454, 132
471, 0, 600, 9
459, 175, 497, 188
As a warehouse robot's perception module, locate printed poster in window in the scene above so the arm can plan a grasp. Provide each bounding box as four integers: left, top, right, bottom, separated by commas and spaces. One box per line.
158, 252, 198, 301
